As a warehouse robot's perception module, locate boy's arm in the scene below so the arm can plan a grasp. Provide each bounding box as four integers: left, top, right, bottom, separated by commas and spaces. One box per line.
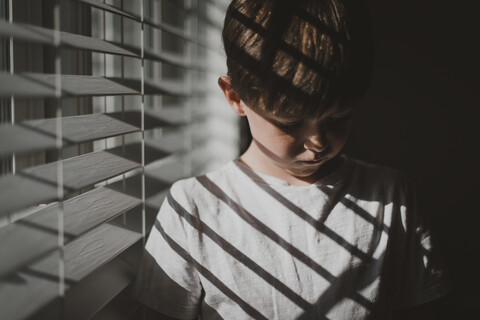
133, 187, 204, 320
393, 178, 451, 317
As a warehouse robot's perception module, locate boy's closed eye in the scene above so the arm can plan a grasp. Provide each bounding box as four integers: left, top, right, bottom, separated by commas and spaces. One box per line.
273, 120, 304, 131
272, 111, 353, 131
327, 112, 354, 122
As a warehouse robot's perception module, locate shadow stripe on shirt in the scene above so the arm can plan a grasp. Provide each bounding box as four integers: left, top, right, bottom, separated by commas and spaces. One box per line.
233, 161, 377, 263
316, 184, 390, 234
196, 175, 374, 310
153, 219, 269, 320
166, 192, 313, 310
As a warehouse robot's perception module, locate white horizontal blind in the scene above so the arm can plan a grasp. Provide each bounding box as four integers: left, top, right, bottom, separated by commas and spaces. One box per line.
0, 0, 236, 319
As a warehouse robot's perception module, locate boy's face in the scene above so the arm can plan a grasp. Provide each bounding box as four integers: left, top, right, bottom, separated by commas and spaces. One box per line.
218, 76, 353, 183
243, 103, 353, 179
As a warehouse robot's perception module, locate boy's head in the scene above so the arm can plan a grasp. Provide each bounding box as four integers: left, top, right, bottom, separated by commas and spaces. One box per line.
221, 0, 373, 119
219, 0, 373, 183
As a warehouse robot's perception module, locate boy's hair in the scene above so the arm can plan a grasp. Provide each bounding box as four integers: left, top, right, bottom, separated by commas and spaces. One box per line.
222, 0, 373, 118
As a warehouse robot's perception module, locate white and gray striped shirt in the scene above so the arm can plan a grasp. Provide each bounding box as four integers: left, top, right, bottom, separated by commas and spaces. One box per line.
134, 156, 449, 319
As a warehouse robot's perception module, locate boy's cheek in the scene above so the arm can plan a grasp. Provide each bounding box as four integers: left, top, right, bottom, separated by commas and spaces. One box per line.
324, 124, 352, 146
255, 137, 294, 157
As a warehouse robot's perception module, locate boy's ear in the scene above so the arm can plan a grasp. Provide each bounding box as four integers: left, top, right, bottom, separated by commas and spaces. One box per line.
218, 76, 247, 116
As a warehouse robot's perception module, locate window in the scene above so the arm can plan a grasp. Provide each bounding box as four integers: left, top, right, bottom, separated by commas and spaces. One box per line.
0, 0, 237, 318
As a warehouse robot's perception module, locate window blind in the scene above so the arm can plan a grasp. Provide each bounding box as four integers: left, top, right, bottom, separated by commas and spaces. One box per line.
0, 0, 236, 319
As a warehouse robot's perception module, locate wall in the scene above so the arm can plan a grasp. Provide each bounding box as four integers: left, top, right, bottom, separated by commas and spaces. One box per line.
344, 0, 480, 317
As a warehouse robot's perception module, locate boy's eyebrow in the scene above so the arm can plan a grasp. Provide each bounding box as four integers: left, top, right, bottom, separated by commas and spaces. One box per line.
330, 108, 355, 115
266, 114, 309, 126
261, 107, 355, 123
271, 118, 304, 125
254, 109, 304, 123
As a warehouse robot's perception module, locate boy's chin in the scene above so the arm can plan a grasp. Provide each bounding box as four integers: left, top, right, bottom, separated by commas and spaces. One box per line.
286, 156, 342, 180
286, 165, 323, 178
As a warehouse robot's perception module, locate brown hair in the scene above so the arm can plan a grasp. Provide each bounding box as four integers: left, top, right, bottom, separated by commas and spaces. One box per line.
222, 0, 373, 118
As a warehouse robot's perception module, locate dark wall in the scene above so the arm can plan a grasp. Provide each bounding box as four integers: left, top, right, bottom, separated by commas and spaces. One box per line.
344, 0, 480, 317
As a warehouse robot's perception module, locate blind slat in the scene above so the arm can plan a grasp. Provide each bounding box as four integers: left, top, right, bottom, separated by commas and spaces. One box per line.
0, 175, 59, 218
143, 47, 192, 69
150, 107, 189, 125
30, 187, 141, 239
0, 73, 139, 97
72, 0, 140, 21
23, 151, 140, 191
0, 73, 194, 97
143, 78, 191, 96
0, 19, 140, 57
107, 142, 170, 165
24, 114, 140, 144
108, 109, 188, 130
0, 19, 53, 44
27, 74, 140, 96
108, 110, 169, 130
0, 264, 59, 320
0, 111, 177, 157
146, 131, 188, 153
60, 253, 137, 320
0, 222, 57, 279
0, 224, 141, 320
75, 0, 222, 31
107, 174, 170, 200
0, 0, 230, 318
145, 161, 186, 184
162, 0, 223, 30
144, 17, 193, 42
0, 187, 141, 279
32, 252, 137, 320
32, 224, 141, 282
0, 124, 58, 157
0, 19, 206, 69
143, 17, 218, 53
0, 151, 139, 217
0, 73, 58, 97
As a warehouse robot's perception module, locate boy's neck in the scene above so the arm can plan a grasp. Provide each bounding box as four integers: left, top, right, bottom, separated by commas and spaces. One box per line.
239, 141, 343, 186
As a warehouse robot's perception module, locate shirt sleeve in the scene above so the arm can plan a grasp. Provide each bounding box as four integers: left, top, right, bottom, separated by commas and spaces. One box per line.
395, 182, 452, 309
132, 185, 203, 319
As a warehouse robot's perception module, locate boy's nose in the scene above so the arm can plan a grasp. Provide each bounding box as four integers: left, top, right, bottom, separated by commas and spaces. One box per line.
305, 136, 328, 153
304, 125, 328, 153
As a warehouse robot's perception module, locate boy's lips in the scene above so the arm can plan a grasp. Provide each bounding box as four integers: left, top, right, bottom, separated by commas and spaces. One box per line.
299, 148, 331, 164
302, 159, 325, 165
299, 156, 328, 165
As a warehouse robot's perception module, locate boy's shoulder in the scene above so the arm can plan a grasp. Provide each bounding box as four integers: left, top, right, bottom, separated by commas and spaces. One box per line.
347, 156, 408, 183
172, 160, 236, 187
342, 156, 413, 204
169, 160, 238, 201
170, 156, 410, 201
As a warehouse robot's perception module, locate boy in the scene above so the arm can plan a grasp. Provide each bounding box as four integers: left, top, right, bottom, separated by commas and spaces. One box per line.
134, 0, 450, 319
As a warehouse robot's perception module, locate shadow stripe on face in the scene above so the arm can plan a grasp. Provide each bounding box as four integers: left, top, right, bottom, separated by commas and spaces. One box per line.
234, 161, 375, 263
196, 175, 373, 310
153, 219, 269, 320
166, 192, 312, 310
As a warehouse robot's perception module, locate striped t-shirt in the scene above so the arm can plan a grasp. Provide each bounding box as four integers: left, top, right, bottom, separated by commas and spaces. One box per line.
134, 156, 450, 319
